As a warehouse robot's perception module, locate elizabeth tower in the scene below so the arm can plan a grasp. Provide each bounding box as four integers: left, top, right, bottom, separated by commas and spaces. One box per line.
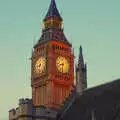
31, 0, 74, 108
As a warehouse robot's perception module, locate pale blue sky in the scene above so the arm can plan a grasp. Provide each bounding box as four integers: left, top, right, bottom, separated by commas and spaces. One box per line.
0, 0, 120, 119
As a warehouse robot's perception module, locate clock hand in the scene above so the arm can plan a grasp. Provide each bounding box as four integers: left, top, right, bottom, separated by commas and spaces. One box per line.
62, 63, 64, 72
58, 63, 64, 72
58, 63, 64, 67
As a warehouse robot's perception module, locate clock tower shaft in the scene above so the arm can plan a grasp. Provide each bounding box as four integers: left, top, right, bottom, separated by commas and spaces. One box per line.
31, 0, 74, 109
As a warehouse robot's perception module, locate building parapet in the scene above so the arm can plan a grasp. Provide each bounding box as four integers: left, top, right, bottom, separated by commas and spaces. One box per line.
9, 98, 32, 120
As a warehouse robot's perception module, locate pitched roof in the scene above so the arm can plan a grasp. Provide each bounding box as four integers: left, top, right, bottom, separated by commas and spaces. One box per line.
57, 79, 120, 120
44, 0, 62, 21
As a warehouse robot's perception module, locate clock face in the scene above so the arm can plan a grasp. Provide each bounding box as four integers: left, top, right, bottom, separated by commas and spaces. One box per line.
34, 57, 46, 74
56, 56, 69, 73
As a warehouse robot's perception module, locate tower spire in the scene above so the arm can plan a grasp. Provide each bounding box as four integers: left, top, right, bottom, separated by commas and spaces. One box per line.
44, 0, 62, 21
42, 0, 63, 30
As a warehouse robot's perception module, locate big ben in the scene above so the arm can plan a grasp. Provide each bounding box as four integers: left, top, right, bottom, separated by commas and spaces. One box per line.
31, 0, 74, 108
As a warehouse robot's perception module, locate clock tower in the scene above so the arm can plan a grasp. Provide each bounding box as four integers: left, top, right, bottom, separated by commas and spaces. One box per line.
31, 0, 74, 108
